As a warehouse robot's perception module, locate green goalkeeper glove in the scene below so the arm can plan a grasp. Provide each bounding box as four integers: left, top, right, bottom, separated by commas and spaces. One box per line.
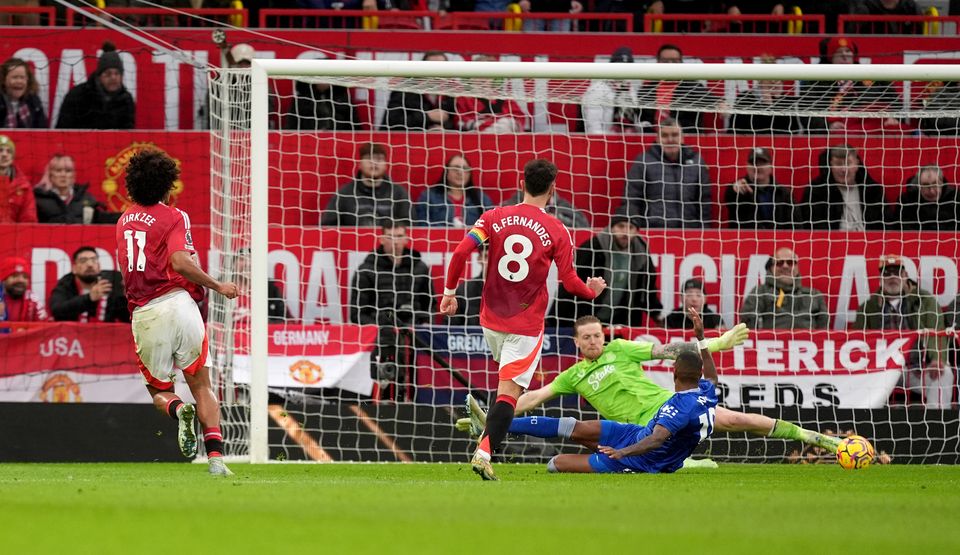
707, 323, 749, 353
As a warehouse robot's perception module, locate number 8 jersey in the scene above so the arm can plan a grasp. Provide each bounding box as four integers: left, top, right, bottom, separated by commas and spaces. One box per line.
116, 203, 204, 313
469, 203, 584, 336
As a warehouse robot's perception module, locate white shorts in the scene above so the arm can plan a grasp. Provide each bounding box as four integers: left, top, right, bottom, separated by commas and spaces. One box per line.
131, 289, 208, 391
482, 327, 544, 389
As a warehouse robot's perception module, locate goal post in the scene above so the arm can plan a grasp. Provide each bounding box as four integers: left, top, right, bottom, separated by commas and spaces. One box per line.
209, 58, 960, 464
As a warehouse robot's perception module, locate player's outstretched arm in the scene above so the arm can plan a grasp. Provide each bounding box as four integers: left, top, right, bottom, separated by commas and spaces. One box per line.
439, 234, 480, 317
599, 425, 671, 460
689, 307, 719, 385
170, 251, 238, 299
515, 386, 561, 415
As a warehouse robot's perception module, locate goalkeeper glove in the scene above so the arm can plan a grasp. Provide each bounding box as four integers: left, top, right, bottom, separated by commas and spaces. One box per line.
707, 323, 749, 353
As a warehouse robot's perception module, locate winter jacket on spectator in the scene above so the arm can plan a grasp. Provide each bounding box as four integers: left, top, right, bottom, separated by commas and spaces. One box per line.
49, 270, 129, 323
625, 144, 712, 228
724, 180, 796, 230
554, 229, 663, 327
34, 183, 102, 224
285, 81, 358, 131
56, 77, 135, 130
382, 90, 457, 131
414, 183, 492, 227
0, 94, 48, 129
664, 305, 722, 329
889, 184, 960, 232
456, 96, 526, 133
0, 167, 37, 223
349, 246, 434, 326
320, 176, 412, 227
500, 190, 590, 228
739, 274, 830, 329
636, 81, 714, 132
854, 285, 946, 367
800, 163, 886, 230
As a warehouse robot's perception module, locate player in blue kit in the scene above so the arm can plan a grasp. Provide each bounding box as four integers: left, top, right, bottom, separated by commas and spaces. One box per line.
511, 308, 720, 474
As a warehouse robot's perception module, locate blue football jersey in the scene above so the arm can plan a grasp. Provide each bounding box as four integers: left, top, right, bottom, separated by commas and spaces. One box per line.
636, 379, 718, 473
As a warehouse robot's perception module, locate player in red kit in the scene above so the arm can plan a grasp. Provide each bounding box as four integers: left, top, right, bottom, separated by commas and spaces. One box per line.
440, 159, 606, 480
117, 150, 239, 476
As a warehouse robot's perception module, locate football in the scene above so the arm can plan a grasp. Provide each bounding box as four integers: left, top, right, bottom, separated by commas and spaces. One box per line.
836, 435, 876, 470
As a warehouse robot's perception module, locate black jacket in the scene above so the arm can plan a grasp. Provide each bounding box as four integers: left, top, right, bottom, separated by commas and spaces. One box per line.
728, 89, 801, 134
56, 77, 135, 130
349, 246, 434, 326
320, 176, 411, 227
664, 305, 723, 329
637, 80, 714, 132
0, 94, 48, 129
800, 161, 887, 230
449, 278, 483, 327
724, 180, 796, 230
285, 81, 358, 131
890, 185, 960, 232
34, 184, 102, 224
49, 270, 129, 323
554, 230, 662, 328
381, 90, 457, 131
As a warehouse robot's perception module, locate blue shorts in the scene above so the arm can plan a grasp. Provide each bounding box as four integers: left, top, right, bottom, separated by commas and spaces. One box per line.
588, 420, 657, 474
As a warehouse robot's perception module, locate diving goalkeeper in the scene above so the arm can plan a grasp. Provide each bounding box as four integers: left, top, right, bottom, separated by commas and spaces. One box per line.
459, 314, 841, 455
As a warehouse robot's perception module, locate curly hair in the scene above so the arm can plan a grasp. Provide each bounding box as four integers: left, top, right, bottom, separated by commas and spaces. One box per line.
125, 150, 179, 206
0, 58, 39, 97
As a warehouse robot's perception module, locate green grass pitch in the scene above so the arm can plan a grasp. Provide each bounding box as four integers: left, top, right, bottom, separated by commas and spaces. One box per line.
1, 463, 958, 554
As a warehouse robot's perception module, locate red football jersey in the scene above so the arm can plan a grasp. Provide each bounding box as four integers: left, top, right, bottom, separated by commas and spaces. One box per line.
471, 203, 578, 336
116, 203, 203, 312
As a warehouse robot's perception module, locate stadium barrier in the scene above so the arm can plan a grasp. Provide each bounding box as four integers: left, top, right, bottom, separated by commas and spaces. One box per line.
64, 7, 249, 28
838, 14, 960, 36
643, 14, 826, 34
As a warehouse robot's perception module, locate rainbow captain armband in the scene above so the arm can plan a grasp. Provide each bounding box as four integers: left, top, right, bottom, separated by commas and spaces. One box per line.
467, 228, 488, 246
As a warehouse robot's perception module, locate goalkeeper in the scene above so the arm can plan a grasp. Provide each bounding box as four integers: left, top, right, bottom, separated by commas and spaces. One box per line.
459, 314, 841, 455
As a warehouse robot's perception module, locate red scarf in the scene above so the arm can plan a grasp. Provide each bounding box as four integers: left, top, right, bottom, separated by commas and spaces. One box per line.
75, 277, 108, 322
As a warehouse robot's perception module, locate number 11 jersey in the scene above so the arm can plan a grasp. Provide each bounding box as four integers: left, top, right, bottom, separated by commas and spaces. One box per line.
469, 203, 578, 336
116, 203, 204, 312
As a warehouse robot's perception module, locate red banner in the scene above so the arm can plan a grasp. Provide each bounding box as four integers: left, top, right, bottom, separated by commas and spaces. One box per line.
2, 29, 960, 129
2, 225, 957, 331
3, 130, 960, 229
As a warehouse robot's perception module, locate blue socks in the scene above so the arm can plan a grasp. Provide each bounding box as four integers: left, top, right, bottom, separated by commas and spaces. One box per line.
509, 416, 576, 439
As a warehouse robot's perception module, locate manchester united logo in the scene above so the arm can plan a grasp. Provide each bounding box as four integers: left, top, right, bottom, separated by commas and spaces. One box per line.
288, 359, 324, 385
39, 373, 83, 403
101, 142, 184, 213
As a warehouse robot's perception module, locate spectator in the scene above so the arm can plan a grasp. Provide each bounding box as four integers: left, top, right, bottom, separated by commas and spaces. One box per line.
448, 244, 487, 327
414, 153, 493, 227
456, 55, 527, 133
739, 247, 829, 329
625, 118, 712, 229
500, 189, 589, 228
581, 46, 640, 135
320, 142, 411, 227
664, 279, 722, 330
49, 246, 129, 323
0, 256, 47, 322
728, 56, 801, 134
230, 250, 291, 324
854, 254, 952, 408
852, 0, 920, 34
284, 80, 358, 131
917, 82, 960, 136
56, 42, 135, 130
554, 205, 663, 328
799, 37, 902, 133
33, 154, 105, 224
800, 144, 887, 231
724, 147, 796, 230
637, 44, 720, 133
382, 51, 457, 131
1, 57, 48, 129
889, 165, 960, 231
350, 221, 434, 386
518, 0, 584, 32
0, 134, 36, 224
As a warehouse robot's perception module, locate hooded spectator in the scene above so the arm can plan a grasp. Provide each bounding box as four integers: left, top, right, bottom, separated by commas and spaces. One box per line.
56, 42, 136, 129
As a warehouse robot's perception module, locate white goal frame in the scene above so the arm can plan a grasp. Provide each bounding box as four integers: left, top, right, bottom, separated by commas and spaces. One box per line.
246, 59, 960, 464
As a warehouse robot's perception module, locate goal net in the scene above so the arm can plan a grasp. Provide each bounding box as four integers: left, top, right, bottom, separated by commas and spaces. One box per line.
208, 59, 960, 465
